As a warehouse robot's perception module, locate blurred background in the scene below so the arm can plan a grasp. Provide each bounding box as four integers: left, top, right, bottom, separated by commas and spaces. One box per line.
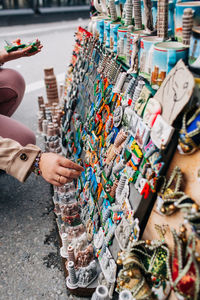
0, 0, 90, 10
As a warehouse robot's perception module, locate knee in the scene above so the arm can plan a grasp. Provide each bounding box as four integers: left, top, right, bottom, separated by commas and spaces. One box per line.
11, 69, 26, 102
26, 130, 36, 146
3, 68, 25, 103
21, 129, 36, 146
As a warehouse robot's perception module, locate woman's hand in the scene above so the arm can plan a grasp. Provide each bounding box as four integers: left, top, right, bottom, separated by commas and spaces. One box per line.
39, 152, 84, 186
0, 38, 43, 64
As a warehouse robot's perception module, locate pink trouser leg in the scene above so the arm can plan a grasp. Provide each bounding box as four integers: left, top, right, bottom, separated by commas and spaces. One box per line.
0, 68, 36, 146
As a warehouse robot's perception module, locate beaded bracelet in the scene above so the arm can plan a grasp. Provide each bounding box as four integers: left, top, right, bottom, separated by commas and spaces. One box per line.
32, 151, 42, 176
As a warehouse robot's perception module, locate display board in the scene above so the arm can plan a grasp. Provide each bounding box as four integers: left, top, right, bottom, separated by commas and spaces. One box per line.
37, 1, 200, 299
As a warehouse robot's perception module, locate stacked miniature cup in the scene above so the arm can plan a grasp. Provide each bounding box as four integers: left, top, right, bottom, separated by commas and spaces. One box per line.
44, 68, 59, 104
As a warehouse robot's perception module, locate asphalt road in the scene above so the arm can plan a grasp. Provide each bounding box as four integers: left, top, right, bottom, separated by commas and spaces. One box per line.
0, 18, 89, 300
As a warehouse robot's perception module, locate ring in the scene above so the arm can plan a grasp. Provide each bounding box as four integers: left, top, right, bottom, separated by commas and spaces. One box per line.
57, 175, 61, 183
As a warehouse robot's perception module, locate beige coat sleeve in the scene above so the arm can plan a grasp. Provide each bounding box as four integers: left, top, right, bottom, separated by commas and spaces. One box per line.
0, 136, 41, 182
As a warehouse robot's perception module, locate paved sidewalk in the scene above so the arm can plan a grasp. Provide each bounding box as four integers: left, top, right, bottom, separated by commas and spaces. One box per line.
0, 170, 70, 299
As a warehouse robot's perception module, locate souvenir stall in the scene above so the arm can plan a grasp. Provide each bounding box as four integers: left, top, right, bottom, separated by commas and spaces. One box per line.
37, 0, 200, 299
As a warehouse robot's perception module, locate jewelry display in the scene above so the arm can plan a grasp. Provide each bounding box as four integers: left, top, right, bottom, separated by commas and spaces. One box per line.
156, 166, 194, 215
178, 106, 200, 155
167, 228, 200, 300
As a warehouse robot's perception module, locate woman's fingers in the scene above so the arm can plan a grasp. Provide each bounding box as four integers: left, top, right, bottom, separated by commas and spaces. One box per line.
51, 179, 62, 187
58, 175, 73, 185
57, 166, 82, 180
58, 156, 84, 172
39, 153, 84, 186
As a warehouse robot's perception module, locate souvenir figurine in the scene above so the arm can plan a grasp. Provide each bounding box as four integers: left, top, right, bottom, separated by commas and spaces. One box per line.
113, 72, 127, 94
98, 272, 115, 299
113, 157, 126, 175
67, 224, 86, 243
117, 37, 125, 58
125, 0, 133, 26
60, 233, 70, 258
124, 77, 136, 102
143, 0, 154, 34
76, 244, 94, 268
94, 227, 105, 250
157, 0, 168, 40
134, 85, 152, 117
66, 261, 79, 289
115, 174, 129, 205
133, 0, 142, 30
134, 118, 150, 149
67, 260, 98, 289
126, 26, 134, 65
131, 80, 145, 109
99, 248, 117, 287
92, 285, 109, 300
127, 35, 140, 74
70, 232, 88, 255
143, 97, 162, 128
113, 105, 123, 127
115, 215, 140, 250
182, 8, 194, 46
150, 115, 175, 149
119, 290, 133, 300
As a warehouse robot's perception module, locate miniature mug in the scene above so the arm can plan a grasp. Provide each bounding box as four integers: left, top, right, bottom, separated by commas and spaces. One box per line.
96, 19, 105, 44
139, 36, 163, 80
151, 41, 189, 88
110, 22, 121, 51
88, 15, 106, 37
189, 26, 200, 74
104, 19, 112, 46
175, 1, 200, 41
117, 26, 128, 55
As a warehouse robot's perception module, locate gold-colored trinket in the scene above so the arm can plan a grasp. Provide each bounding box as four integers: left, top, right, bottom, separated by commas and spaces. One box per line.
146, 239, 151, 245
196, 256, 200, 263
120, 280, 125, 286
192, 203, 199, 211
128, 270, 134, 278
117, 258, 123, 265
161, 207, 166, 214
180, 225, 186, 233
169, 204, 175, 211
